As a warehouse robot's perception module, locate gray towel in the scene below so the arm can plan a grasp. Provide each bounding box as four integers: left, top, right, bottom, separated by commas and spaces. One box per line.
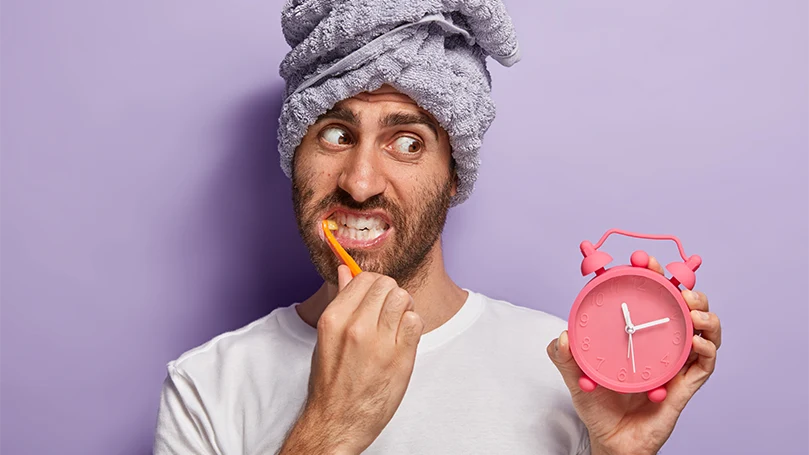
277, 0, 521, 206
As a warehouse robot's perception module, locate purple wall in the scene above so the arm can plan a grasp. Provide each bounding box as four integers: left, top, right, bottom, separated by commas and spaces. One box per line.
1, 1, 806, 454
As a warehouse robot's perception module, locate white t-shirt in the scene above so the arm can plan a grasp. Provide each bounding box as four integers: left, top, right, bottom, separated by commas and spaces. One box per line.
153, 290, 591, 454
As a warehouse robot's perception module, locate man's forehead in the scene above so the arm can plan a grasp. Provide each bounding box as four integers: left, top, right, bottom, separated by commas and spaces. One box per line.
349, 83, 418, 104
310, 84, 445, 141
331, 84, 438, 121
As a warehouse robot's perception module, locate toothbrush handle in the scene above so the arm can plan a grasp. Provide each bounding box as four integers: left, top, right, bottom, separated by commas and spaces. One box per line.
322, 222, 363, 277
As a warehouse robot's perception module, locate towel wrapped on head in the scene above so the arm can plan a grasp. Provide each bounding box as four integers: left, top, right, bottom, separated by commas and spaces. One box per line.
277, 0, 521, 206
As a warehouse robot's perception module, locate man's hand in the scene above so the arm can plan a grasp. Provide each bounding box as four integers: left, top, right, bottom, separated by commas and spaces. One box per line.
280, 265, 424, 455
547, 257, 722, 455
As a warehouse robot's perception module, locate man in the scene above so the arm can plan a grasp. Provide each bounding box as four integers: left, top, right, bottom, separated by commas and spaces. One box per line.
153, 1, 722, 454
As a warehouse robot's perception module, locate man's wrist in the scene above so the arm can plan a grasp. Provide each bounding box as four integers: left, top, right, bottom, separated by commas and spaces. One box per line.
278, 403, 357, 455
589, 438, 661, 455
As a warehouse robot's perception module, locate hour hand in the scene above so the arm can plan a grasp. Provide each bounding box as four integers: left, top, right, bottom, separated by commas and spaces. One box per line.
621, 302, 634, 328
634, 317, 671, 331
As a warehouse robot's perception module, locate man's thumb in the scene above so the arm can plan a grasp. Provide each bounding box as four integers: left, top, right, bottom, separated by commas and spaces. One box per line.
547, 330, 585, 391
337, 264, 353, 291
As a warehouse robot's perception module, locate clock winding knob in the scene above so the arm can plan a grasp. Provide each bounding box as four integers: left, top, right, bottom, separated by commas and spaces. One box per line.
630, 250, 649, 268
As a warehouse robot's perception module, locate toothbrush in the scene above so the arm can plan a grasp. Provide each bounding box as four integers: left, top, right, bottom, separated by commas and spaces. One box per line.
322, 220, 363, 277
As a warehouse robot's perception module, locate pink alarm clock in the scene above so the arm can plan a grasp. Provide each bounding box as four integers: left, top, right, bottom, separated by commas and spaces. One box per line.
568, 229, 701, 403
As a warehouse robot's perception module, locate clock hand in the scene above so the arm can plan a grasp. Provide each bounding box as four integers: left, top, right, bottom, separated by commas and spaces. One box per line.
621, 302, 634, 328
629, 331, 636, 373
621, 303, 636, 372
634, 317, 671, 331
627, 335, 632, 360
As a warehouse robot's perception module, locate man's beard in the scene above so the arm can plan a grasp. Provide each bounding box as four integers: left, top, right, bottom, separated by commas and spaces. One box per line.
292, 170, 453, 290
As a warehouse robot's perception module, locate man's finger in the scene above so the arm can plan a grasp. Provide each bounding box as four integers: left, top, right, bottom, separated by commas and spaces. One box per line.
378, 288, 412, 338
682, 335, 717, 396
687, 335, 718, 379
327, 271, 379, 319
396, 310, 424, 353
683, 350, 699, 370
648, 256, 665, 276
691, 310, 722, 350
683, 289, 709, 313
667, 335, 717, 411
354, 275, 398, 325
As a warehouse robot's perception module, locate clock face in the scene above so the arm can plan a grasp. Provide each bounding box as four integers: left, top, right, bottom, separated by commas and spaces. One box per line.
569, 268, 692, 393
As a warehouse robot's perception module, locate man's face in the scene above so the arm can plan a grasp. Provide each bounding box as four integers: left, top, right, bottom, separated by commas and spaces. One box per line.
291, 84, 456, 288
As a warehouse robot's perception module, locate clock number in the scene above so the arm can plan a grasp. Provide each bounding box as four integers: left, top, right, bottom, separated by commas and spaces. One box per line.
610, 279, 620, 295
579, 313, 589, 327
596, 357, 605, 371
633, 277, 646, 291
618, 368, 627, 382
660, 353, 670, 367
581, 337, 591, 351
593, 293, 604, 307
672, 331, 682, 345
641, 366, 652, 380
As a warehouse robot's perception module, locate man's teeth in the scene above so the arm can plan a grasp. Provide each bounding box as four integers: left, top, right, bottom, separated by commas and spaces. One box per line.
334, 212, 387, 230
330, 212, 388, 241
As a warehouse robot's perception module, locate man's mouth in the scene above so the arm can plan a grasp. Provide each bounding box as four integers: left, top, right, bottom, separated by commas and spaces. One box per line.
323, 210, 391, 246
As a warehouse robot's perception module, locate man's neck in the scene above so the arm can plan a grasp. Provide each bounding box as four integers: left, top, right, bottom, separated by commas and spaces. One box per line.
295, 241, 468, 334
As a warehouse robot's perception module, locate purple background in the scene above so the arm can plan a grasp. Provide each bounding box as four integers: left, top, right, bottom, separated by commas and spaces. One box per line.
1, 1, 807, 454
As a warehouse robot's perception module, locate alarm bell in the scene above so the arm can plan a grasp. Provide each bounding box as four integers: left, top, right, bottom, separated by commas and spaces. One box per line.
666, 255, 702, 290
579, 240, 613, 276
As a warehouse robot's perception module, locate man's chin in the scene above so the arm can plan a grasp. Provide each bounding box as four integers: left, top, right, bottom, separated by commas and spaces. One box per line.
312, 251, 393, 283
310, 246, 432, 291
338, 257, 387, 278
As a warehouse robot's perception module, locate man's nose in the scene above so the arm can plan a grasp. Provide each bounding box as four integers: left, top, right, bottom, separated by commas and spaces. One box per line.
337, 140, 387, 203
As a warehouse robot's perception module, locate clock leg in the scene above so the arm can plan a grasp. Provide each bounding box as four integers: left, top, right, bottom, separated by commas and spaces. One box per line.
647, 386, 667, 403
578, 374, 597, 392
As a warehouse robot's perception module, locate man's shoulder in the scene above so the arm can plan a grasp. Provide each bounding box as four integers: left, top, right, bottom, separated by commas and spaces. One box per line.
166, 305, 302, 377
473, 290, 569, 340
480, 291, 569, 323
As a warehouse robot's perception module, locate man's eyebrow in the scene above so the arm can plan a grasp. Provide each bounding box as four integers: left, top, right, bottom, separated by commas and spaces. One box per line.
315, 106, 359, 126
380, 111, 439, 140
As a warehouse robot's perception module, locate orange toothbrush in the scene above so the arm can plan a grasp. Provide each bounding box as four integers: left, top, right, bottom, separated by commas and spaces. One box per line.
322, 220, 362, 277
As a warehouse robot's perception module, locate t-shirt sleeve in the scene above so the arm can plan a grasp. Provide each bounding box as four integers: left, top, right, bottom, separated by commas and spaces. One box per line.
153, 365, 222, 455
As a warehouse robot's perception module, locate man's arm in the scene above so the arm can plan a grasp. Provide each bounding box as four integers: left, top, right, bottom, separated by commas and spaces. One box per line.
153, 369, 220, 455
276, 401, 353, 455
277, 266, 424, 455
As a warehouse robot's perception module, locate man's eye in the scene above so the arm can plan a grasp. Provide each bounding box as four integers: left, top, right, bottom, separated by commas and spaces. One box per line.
392, 137, 423, 154
321, 127, 352, 145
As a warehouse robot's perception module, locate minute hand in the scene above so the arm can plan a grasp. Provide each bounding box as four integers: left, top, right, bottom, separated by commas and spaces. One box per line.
634, 317, 670, 331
